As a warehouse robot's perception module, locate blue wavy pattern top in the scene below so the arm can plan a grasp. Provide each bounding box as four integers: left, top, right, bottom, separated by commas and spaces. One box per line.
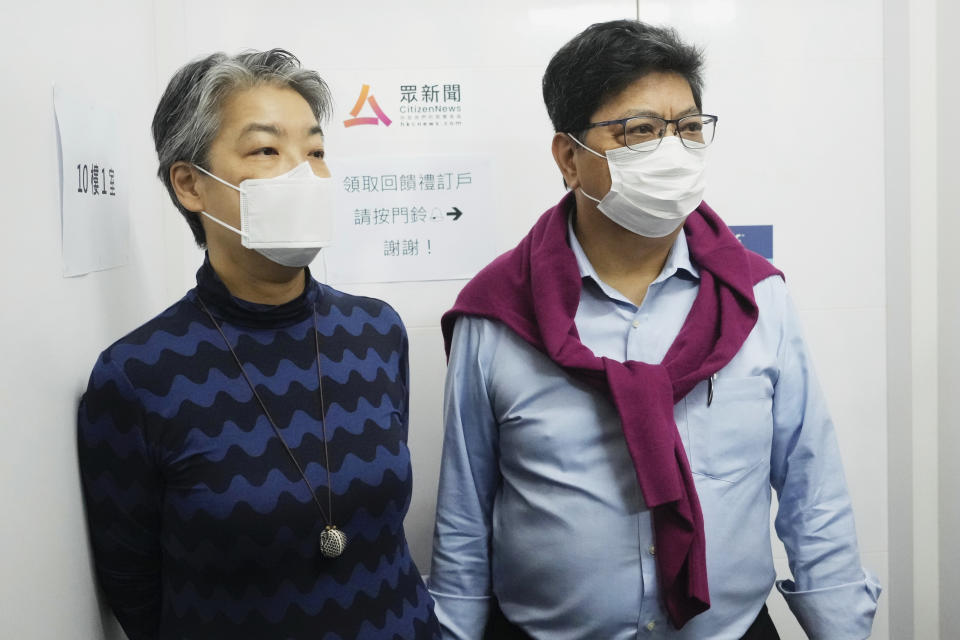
77, 258, 440, 640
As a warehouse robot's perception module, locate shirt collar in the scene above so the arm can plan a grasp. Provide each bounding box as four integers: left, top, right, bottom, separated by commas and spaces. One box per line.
191, 253, 321, 329
567, 210, 701, 292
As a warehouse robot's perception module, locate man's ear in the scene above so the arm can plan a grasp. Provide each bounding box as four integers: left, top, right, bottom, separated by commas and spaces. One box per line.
552, 132, 580, 191
170, 161, 204, 213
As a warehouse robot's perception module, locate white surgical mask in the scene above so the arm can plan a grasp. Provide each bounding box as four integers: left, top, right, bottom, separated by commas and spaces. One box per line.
570, 134, 707, 238
194, 161, 335, 267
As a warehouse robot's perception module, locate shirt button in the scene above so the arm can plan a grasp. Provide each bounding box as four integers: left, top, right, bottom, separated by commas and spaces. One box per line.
646, 621, 656, 631
632, 318, 641, 329
648, 545, 656, 556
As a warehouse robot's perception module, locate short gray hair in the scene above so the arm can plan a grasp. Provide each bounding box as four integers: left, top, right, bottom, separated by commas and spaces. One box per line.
152, 49, 332, 246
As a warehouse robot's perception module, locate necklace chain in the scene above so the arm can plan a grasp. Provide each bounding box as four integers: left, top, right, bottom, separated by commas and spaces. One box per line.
196, 296, 335, 526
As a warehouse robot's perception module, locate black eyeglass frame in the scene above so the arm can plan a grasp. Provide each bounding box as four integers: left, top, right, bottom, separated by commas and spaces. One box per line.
578, 113, 719, 150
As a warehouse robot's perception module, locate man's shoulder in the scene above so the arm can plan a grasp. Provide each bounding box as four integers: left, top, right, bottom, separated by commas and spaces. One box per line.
449, 314, 534, 364
751, 267, 789, 303
749, 270, 794, 338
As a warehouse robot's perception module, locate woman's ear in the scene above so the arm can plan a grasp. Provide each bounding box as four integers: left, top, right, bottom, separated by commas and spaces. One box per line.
170, 161, 204, 212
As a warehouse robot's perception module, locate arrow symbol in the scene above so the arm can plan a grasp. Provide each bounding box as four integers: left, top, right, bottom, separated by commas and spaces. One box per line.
446, 207, 463, 221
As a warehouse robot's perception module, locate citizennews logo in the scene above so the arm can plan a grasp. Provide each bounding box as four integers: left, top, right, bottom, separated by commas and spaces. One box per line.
343, 82, 464, 128
343, 84, 391, 127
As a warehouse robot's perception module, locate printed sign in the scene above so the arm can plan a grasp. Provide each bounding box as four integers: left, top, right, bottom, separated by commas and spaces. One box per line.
54, 84, 129, 276
325, 154, 494, 283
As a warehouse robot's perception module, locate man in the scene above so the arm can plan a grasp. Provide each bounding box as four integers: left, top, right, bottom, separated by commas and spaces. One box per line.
77, 49, 440, 639
428, 20, 879, 640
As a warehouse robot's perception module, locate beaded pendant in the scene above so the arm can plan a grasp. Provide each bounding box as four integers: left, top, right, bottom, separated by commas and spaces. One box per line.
320, 525, 348, 558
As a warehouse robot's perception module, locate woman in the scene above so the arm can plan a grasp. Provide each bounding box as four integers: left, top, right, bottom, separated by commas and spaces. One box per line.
78, 49, 440, 640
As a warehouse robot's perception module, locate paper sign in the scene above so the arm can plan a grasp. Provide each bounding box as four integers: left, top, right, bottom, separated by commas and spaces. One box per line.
325, 154, 495, 283
54, 84, 129, 277
729, 225, 773, 259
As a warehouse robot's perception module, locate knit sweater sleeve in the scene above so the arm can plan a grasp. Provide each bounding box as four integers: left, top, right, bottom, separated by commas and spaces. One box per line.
77, 351, 162, 640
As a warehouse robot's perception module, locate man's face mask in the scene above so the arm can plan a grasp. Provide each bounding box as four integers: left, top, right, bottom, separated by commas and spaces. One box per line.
193, 161, 335, 268
569, 134, 708, 238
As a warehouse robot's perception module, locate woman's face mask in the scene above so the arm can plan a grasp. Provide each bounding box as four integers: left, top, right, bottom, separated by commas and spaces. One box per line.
193, 161, 336, 268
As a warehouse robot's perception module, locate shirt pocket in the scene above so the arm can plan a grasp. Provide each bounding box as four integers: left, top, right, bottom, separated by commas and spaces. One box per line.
686, 375, 774, 484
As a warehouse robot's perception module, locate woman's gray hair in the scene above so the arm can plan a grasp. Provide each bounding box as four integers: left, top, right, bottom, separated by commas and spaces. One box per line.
152, 49, 332, 246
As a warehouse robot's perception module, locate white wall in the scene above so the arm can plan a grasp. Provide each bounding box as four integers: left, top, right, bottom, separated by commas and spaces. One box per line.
883, 0, 916, 635
904, 1, 940, 637
937, 0, 960, 638
884, 0, 959, 638
0, 1, 170, 638
0, 1, 909, 639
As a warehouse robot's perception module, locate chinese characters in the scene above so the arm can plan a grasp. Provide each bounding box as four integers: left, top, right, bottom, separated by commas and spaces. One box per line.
343, 171, 472, 193
76, 163, 117, 196
383, 238, 427, 257
399, 82, 463, 127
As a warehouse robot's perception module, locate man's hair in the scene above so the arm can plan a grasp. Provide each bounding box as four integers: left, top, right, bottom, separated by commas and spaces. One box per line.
542, 20, 704, 136
152, 49, 332, 246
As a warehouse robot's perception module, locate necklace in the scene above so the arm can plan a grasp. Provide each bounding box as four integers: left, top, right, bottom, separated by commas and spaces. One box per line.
196, 296, 348, 559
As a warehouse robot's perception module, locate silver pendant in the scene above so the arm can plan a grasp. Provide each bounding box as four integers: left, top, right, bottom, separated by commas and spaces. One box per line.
320, 526, 347, 558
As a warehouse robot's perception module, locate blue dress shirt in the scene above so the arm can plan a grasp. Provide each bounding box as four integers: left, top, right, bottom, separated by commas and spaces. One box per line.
428, 218, 880, 639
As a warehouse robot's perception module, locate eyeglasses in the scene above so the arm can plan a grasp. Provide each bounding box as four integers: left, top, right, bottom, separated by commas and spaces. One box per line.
580, 113, 718, 152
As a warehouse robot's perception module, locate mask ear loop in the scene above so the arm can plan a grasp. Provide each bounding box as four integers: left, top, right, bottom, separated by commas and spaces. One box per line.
193, 163, 244, 193
198, 210, 247, 238
192, 164, 249, 238
565, 133, 606, 202
566, 133, 606, 159
317, 248, 330, 283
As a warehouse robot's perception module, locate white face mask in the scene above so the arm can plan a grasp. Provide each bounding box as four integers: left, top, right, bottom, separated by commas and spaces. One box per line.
570, 135, 707, 238
193, 161, 335, 268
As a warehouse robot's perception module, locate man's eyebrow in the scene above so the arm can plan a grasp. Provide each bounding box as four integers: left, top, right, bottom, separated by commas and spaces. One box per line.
620, 108, 663, 119
308, 125, 324, 136
618, 106, 700, 119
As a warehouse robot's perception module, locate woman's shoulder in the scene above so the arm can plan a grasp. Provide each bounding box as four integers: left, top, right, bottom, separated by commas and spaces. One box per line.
315, 283, 405, 335
92, 295, 199, 382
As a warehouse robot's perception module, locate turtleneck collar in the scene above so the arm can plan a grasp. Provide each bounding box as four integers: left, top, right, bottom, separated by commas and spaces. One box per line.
191, 255, 320, 329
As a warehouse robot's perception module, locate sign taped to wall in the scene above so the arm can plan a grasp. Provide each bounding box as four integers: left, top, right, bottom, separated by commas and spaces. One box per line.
325, 154, 495, 283
54, 84, 129, 277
